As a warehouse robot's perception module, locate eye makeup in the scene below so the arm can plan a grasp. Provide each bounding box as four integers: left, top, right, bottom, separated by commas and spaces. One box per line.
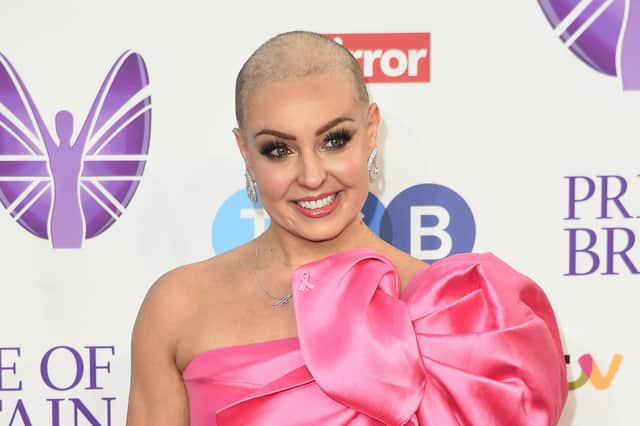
323, 128, 354, 150
257, 127, 356, 160
259, 141, 291, 159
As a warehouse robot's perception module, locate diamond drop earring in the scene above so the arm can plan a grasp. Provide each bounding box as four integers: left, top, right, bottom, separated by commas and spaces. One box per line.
367, 148, 379, 182
245, 169, 258, 203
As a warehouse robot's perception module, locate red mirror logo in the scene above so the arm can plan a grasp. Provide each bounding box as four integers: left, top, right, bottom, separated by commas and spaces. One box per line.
328, 33, 430, 83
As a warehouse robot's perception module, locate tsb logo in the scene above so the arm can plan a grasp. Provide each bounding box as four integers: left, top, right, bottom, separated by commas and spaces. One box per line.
328, 33, 430, 83
381, 184, 475, 262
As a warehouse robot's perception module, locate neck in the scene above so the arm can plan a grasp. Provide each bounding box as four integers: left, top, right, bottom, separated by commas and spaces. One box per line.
259, 218, 373, 270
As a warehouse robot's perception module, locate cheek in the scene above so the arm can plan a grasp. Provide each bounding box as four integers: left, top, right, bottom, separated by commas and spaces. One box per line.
328, 152, 368, 186
255, 166, 293, 199
259, 173, 290, 199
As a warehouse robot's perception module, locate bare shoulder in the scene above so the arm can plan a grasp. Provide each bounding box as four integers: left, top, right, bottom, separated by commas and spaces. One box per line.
136, 244, 253, 343
131, 259, 208, 358
139, 259, 211, 323
145, 241, 253, 304
128, 250, 252, 426
148, 244, 261, 370
127, 260, 216, 426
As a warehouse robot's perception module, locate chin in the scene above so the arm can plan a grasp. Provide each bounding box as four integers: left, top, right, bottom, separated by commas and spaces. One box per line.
301, 213, 364, 242
297, 229, 344, 243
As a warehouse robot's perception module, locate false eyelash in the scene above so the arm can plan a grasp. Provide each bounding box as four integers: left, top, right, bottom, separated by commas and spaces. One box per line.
259, 141, 288, 156
324, 129, 353, 143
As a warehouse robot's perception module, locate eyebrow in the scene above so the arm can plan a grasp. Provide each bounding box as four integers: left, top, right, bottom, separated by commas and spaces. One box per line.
253, 116, 354, 139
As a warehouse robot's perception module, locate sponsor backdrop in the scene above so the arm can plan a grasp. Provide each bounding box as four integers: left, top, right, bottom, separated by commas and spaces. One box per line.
0, 0, 637, 424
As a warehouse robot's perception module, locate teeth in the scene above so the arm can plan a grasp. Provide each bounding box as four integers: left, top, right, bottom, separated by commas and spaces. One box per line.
297, 193, 337, 210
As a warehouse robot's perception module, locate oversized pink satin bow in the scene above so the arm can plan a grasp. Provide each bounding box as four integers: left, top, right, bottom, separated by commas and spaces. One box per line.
185, 249, 567, 425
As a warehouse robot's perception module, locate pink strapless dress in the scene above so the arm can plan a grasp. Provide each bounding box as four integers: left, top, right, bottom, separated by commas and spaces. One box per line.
183, 249, 567, 425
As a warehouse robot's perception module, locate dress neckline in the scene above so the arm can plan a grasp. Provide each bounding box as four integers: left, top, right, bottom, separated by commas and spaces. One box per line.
181, 247, 484, 375
182, 336, 300, 376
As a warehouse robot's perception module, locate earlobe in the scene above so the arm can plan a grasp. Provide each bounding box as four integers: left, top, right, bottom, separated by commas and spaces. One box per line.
235, 127, 258, 201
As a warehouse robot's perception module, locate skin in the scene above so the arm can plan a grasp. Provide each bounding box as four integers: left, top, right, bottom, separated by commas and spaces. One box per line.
126, 72, 427, 425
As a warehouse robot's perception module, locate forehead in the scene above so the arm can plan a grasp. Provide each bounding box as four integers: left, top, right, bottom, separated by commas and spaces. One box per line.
243, 73, 365, 133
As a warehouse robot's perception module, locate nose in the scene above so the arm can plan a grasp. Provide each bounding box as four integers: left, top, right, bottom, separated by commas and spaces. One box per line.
296, 151, 327, 189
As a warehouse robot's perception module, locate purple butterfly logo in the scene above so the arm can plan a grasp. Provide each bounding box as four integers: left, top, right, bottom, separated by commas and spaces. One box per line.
538, 0, 639, 90
0, 51, 151, 248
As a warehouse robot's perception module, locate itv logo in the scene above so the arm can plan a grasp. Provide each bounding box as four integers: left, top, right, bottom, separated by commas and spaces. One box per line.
565, 353, 623, 390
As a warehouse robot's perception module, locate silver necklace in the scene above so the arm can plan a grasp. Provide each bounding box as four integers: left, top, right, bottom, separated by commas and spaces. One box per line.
253, 224, 374, 306
254, 240, 293, 306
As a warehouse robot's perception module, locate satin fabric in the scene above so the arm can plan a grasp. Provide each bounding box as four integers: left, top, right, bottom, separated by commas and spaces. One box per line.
183, 249, 567, 425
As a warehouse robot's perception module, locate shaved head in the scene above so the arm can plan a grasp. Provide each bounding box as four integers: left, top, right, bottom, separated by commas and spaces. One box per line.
235, 31, 369, 127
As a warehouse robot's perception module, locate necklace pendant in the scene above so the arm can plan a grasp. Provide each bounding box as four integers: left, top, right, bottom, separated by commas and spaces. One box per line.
272, 294, 293, 306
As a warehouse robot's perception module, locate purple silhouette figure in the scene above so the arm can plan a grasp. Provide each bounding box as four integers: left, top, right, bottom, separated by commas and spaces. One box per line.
45, 111, 87, 247
539, 0, 639, 90
0, 51, 151, 248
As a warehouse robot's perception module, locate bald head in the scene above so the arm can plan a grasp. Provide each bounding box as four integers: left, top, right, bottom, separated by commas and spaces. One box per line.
235, 31, 369, 127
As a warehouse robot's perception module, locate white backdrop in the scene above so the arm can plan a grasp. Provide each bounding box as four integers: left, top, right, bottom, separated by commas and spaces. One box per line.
0, 1, 637, 424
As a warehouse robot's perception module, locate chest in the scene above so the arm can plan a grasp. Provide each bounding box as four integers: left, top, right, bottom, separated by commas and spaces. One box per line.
176, 276, 299, 371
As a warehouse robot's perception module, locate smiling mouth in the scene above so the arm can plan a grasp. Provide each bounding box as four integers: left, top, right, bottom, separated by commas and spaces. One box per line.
295, 193, 338, 210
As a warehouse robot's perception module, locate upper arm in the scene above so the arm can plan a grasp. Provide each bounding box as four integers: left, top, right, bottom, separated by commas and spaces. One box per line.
126, 273, 190, 426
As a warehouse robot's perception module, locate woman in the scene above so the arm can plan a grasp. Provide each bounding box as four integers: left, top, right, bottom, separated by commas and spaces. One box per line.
127, 31, 567, 425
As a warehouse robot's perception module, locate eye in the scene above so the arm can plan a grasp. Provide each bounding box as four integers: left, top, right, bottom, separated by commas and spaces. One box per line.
323, 129, 353, 150
260, 142, 292, 159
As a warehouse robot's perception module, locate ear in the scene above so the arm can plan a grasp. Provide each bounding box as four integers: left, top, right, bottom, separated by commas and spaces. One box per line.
366, 103, 380, 153
233, 127, 251, 170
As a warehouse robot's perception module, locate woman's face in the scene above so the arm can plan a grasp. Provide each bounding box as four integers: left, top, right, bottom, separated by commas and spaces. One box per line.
235, 72, 379, 242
